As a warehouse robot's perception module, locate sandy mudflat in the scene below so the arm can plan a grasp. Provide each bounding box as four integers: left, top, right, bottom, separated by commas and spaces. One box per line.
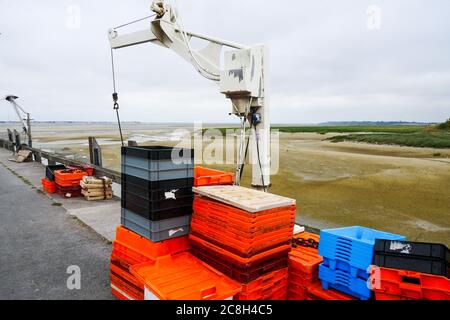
2, 123, 449, 245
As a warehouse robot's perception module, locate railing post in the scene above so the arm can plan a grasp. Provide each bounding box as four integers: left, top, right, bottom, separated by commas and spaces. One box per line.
13, 129, 21, 153
128, 140, 138, 147
88, 137, 103, 167
26, 113, 33, 148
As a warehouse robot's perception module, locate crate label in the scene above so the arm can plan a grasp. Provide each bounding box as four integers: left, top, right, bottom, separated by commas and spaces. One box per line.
389, 241, 412, 254
169, 228, 184, 237
165, 190, 179, 200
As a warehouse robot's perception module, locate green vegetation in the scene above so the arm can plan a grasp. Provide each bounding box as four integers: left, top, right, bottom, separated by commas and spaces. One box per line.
329, 132, 450, 149
437, 118, 450, 130
203, 123, 450, 149
203, 125, 428, 135
273, 125, 427, 134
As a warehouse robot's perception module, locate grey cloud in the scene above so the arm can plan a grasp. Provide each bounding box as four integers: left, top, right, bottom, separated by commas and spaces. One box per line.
0, 0, 449, 123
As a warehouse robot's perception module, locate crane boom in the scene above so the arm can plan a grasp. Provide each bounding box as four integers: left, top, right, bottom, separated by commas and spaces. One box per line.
2, 95, 33, 147
109, 1, 271, 188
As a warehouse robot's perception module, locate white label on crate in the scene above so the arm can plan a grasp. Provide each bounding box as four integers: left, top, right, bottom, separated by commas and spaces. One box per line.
165, 189, 179, 200
389, 241, 412, 254
169, 228, 184, 237
144, 287, 161, 300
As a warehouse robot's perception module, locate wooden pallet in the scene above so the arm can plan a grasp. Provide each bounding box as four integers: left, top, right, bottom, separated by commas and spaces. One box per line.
81, 189, 113, 201
193, 186, 296, 213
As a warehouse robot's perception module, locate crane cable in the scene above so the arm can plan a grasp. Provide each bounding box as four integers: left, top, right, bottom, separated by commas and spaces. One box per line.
110, 48, 124, 147
109, 13, 158, 147
170, 0, 220, 81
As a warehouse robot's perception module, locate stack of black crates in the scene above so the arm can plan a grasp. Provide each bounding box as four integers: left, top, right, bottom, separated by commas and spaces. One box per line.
374, 240, 449, 277
121, 146, 194, 242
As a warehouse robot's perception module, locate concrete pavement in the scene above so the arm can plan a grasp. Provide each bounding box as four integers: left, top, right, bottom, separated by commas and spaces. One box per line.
0, 149, 115, 299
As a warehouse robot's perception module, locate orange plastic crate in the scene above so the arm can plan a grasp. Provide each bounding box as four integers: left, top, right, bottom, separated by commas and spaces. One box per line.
194, 196, 296, 223
292, 232, 320, 253
289, 247, 323, 275
288, 286, 307, 300
194, 167, 234, 187
110, 265, 144, 300
191, 220, 292, 257
189, 234, 290, 269
240, 268, 288, 294
236, 282, 288, 300
110, 254, 145, 301
41, 178, 56, 193
114, 226, 190, 260
306, 282, 356, 300
54, 169, 87, 187
110, 277, 143, 300
194, 213, 294, 237
287, 245, 322, 300
236, 268, 288, 300
370, 266, 450, 300
130, 253, 242, 300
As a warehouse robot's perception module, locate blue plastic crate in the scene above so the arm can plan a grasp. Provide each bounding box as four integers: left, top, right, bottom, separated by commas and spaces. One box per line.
318, 226, 405, 276
322, 257, 369, 280
319, 264, 371, 300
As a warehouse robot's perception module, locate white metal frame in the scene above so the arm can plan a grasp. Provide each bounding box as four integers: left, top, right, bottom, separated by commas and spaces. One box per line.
109, 1, 271, 188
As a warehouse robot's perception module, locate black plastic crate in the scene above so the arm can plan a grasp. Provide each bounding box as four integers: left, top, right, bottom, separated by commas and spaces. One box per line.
122, 146, 194, 161
122, 189, 193, 211
121, 191, 193, 221
121, 174, 193, 191
45, 165, 66, 181
122, 176, 193, 202
374, 240, 449, 277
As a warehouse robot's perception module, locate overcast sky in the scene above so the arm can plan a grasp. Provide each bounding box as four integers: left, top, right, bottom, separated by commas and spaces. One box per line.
1, 0, 449, 123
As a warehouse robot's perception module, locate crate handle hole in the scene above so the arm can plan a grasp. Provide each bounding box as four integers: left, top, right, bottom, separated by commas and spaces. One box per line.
401, 276, 421, 285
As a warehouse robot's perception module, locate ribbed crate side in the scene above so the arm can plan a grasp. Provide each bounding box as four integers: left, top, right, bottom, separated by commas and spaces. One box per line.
121, 209, 191, 233
319, 264, 372, 300
122, 164, 194, 181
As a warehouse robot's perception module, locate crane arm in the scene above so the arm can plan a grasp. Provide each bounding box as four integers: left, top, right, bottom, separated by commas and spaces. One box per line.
109, 4, 247, 82
108, 1, 271, 188
4, 95, 28, 134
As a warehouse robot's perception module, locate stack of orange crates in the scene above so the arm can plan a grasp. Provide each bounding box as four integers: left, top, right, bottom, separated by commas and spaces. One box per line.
41, 178, 56, 194
190, 187, 296, 300
54, 169, 90, 198
236, 268, 288, 300
288, 232, 356, 300
110, 226, 190, 300
288, 232, 323, 300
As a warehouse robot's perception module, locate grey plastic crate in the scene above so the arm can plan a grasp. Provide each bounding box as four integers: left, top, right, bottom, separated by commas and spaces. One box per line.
121, 209, 191, 242
122, 155, 193, 171
122, 155, 194, 181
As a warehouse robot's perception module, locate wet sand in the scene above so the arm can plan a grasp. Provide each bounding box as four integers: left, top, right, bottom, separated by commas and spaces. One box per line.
2, 123, 448, 245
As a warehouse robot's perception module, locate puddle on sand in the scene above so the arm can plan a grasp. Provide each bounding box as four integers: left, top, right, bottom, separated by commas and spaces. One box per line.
407, 219, 450, 232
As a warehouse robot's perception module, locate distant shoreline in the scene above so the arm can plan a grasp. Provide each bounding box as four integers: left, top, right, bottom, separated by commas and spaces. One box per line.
0, 121, 438, 126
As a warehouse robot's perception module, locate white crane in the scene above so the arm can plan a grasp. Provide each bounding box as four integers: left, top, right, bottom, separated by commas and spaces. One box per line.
109, 0, 271, 189
2, 95, 33, 147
